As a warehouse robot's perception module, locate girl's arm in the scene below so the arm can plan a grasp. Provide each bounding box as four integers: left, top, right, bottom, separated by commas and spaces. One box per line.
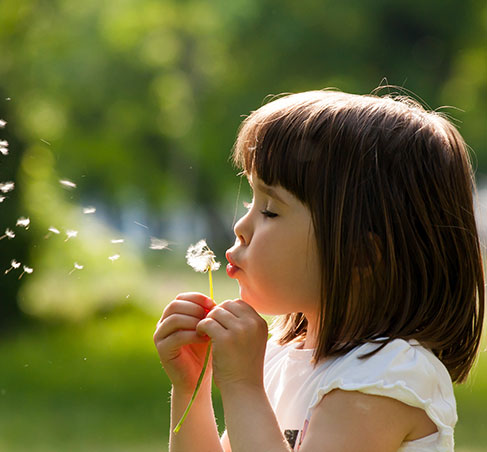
197, 299, 292, 452
153, 292, 223, 452
169, 383, 223, 452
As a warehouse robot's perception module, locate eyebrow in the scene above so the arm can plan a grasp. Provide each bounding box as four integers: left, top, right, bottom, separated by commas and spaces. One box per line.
250, 179, 288, 206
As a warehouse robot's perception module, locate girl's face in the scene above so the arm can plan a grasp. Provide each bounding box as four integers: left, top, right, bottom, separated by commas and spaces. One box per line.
225, 174, 322, 322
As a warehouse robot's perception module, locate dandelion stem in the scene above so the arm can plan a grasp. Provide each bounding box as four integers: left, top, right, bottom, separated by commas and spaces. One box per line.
173, 269, 214, 434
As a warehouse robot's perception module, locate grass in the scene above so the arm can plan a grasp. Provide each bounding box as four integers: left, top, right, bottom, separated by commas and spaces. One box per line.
0, 277, 486, 451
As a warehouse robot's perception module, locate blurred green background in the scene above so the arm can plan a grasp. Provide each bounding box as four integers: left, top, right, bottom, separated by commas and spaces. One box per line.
0, 0, 486, 450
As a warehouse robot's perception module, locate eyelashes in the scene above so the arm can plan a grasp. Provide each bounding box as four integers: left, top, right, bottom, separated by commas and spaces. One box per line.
243, 201, 278, 218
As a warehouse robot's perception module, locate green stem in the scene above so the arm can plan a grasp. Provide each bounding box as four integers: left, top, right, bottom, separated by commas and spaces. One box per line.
173, 269, 214, 434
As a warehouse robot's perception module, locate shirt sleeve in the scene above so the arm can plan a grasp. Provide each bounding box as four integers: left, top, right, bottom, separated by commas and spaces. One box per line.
309, 339, 457, 445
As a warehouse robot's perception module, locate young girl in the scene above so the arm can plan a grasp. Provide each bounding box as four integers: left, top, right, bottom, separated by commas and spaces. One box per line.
154, 90, 485, 452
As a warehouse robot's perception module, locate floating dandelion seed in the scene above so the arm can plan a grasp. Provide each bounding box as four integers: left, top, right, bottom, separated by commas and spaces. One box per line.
0, 228, 15, 240
44, 226, 61, 239
59, 179, 77, 189
16, 217, 30, 229
18, 265, 33, 280
185, 239, 221, 273
83, 206, 96, 214
0, 147, 8, 156
40, 139, 51, 146
65, 230, 78, 241
134, 221, 149, 229
108, 254, 120, 262
110, 239, 124, 244
174, 240, 220, 434
0, 182, 14, 193
0, 196, 5, 203
68, 262, 84, 275
0, 119, 6, 128
150, 237, 170, 250
5, 259, 21, 274
0, 140, 8, 147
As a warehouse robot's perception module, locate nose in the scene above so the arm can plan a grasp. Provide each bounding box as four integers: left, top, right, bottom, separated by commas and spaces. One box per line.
233, 211, 251, 246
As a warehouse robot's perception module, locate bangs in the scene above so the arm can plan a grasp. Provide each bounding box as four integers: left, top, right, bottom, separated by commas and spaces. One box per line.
232, 91, 343, 202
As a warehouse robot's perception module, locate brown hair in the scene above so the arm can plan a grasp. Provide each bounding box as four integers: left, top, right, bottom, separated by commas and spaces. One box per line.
232, 90, 485, 383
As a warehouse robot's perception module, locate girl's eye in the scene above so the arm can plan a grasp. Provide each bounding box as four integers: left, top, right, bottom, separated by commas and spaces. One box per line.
260, 209, 278, 218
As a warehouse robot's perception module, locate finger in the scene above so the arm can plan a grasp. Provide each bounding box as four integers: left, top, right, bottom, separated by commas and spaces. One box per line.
205, 305, 239, 330
154, 313, 202, 341
175, 292, 216, 310
155, 330, 210, 356
161, 300, 208, 322
218, 299, 256, 317
196, 317, 228, 339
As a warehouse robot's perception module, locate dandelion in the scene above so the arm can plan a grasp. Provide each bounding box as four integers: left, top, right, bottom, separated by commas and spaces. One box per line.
18, 265, 33, 280
149, 237, 170, 250
65, 230, 78, 241
174, 240, 220, 434
0, 182, 14, 193
0, 228, 15, 240
110, 239, 124, 244
83, 206, 96, 214
0, 119, 6, 128
68, 262, 84, 275
185, 239, 221, 273
4, 259, 21, 274
59, 179, 77, 189
108, 254, 120, 262
16, 217, 30, 229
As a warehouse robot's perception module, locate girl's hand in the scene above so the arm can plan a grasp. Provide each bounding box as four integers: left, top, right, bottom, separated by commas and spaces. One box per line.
196, 299, 268, 391
153, 292, 216, 393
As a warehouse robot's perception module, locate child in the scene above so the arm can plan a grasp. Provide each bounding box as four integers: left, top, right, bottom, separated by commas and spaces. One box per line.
154, 90, 485, 452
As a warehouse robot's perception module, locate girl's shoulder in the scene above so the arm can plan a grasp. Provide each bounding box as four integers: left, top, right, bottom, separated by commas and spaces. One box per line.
265, 338, 457, 436
313, 339, 457, 449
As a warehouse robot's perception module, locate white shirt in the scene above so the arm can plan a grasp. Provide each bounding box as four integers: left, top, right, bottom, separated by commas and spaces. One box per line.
263, 338, 457, 451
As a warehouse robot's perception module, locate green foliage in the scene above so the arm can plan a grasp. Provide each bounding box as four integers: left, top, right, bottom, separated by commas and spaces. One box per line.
1, 0, 485, 320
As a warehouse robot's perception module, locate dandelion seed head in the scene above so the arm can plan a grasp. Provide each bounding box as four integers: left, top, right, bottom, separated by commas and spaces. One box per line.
59, 179, 77, 189
186, 239, 220, 273
5, 228, 15, 239
0, 182, 14, 193
108, 254, 120, 262
11, 260, 21, 269
74, 263, 84, 270
23, 266, 33, 274
16, 217, 30, 228
83, 206, 96, 214
150, 237, 170, 250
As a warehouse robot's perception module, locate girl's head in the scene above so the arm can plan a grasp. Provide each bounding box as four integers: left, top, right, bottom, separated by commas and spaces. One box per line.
231, 90, 485, 383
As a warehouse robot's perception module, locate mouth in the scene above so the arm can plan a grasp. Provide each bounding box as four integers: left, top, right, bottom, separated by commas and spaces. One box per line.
225, 251, 241, 278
